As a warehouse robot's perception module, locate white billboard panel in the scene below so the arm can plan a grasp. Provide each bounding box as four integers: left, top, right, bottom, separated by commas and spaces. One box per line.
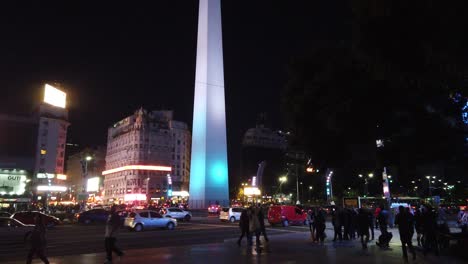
44, 84, 66, 108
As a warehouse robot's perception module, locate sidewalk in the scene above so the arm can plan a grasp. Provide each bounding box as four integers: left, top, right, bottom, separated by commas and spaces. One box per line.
6, 227, 464, 264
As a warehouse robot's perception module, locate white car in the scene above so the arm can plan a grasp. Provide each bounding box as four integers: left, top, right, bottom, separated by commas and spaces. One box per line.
219, 207, 244, 223
124, 210, 177, 232
161, 208, 192, 221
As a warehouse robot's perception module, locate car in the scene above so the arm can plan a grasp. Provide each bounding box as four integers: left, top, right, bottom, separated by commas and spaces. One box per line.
161, 207, 192, 221
124, 210, 177, 232
0, 212, 11, 218
208, 204, 221, 214
267, 205, 307, 227
76, 209, 109, 224
0, 217, 35, 245
76, 209, 129, 225
219, 207, 243, 223
11, 211, 61, 227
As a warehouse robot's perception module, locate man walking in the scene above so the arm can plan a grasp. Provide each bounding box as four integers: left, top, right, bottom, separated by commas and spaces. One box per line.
395, 206, 416, 262
257, 204, 269, 243
104, 205, 124, 264
26, 214, 49, 264
237, 208, 250, 246
357, 208, 371, 249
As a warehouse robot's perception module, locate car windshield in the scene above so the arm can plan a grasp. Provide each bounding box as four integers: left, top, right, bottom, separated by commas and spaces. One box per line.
222, 208, 229, 212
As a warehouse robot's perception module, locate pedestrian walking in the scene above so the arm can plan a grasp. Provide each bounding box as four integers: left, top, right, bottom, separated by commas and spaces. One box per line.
308, 209, 316, 241
248, 206, 261, 248
332, 207, 342, 241
237, 208, 250, 246
421, 205, 439, 256
343, 208, 351, 240
315, 208, 326, 244
414, 208, 423, 246
368, 209, 375, 240
26, 214, 49, 264
357, 208, 371, 249
257, 205, 269, 242
395, 206, 416, 262
104, 205, 124, 264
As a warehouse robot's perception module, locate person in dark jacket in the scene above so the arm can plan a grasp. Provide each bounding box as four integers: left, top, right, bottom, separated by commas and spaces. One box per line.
257, 205, 269, 242
315, 208, 326, 244
357, 208, 371, 249
26, 214, 49, 264
237, 209, 250, 246
368, 209, 375, 240
332, 207, 342, 241
395, 206, 416, 262
414, 208, 423, 246
421, 205, 439, 256
104, 205, 124, 264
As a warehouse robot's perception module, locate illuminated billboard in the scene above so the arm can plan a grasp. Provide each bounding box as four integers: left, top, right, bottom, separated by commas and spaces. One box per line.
124, 194, 146, 201
87, 177, 100, 192
44, 84, 66, 108
0, 173, 27, 195
37, 185, 67, 192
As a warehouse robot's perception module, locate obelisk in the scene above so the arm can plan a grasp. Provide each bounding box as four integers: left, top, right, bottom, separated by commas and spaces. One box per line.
189, 0, 229, 208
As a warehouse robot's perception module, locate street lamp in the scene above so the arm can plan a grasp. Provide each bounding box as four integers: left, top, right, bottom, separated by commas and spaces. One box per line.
359, 173, 374, 196
426, 176, 436, 197
85, 156, 92, 161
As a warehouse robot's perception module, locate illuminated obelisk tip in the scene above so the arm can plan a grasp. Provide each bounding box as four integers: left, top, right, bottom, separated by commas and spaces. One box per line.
189, 0, 229, 209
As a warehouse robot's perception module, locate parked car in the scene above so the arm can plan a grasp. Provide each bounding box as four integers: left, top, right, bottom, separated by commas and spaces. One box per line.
161, 207, 192, 221
219, 207, 243, 223
124, 210, 177, 232
76, 209, 109, 224
208, 204, 221, 214
11, 211, 61, 227
0, 211, 11, 218
0, 217, 35, 245
267, 205, 307, 227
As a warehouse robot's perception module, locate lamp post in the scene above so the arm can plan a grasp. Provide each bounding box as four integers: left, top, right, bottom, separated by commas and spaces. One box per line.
359, 173, 373, 196
308, 186, 312, 202
426, 176, 436, 198
278, 176, 287, 202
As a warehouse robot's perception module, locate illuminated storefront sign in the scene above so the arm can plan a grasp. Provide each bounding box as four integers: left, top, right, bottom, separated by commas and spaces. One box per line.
0, 174, 28, 195
124, 193, 146, 201
102, 165, 172, 175
244, 187, 261, 196
37, 185, 67, 192
37, 173, 67, 180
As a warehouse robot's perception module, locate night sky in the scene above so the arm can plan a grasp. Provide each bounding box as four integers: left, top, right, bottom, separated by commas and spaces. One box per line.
0, 1, 348, 179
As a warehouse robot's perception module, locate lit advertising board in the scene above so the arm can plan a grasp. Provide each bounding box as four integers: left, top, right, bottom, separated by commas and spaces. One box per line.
44, 84, 66, 108
0, 174, 27, 195
87, 177, 100, 192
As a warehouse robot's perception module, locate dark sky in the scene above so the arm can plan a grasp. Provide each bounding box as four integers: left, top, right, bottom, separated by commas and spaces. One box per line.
0, 1, 348, 179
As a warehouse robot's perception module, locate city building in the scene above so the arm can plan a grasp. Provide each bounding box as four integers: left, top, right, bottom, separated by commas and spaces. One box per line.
241, 120, 288, 197
65, 146, 106, 202
0, 84, 69, 209
103, 109, 190, 204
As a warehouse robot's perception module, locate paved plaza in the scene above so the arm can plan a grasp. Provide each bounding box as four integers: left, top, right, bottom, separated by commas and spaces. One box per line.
4, 223, 464, 264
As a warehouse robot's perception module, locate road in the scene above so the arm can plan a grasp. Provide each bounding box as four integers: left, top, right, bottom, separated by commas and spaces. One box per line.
0, 217, 310, 261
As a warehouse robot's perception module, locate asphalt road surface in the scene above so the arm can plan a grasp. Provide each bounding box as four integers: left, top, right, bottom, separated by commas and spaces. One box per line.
0, 217, 310, 261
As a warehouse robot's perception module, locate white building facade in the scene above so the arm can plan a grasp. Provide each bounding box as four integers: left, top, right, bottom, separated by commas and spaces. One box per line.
103, 109, 190, 203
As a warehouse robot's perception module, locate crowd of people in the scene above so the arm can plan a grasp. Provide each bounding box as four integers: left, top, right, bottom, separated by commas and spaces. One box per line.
310, 204, 468, 262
